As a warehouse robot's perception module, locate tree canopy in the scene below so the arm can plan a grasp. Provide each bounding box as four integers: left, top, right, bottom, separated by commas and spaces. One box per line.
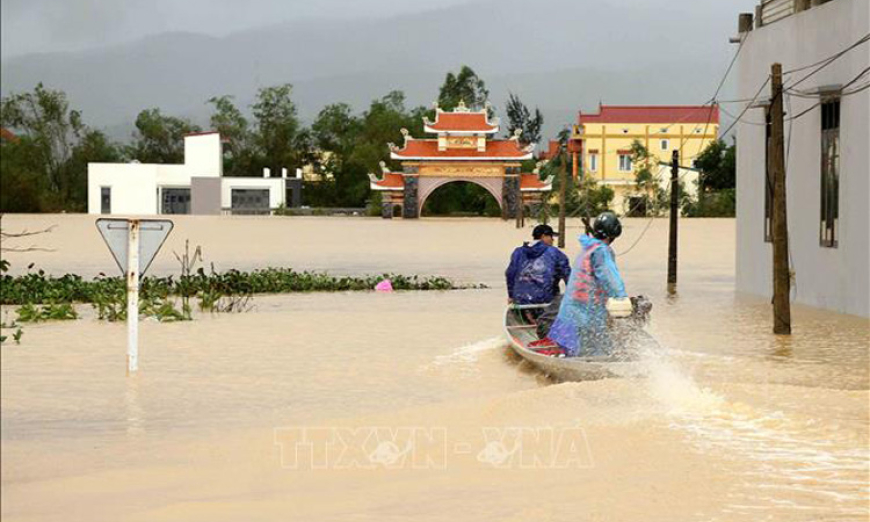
505, 93, 543, 146
437, 66, 489, 112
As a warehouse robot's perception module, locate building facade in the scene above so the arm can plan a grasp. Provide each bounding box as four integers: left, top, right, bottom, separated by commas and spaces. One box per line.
368, 102, 552, 218
88, 132, 301, 216
734, 0, 869, 317
569, 105, 720, 213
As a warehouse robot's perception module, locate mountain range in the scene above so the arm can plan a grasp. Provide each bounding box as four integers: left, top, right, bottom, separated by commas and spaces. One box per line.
0, 0, 747, 142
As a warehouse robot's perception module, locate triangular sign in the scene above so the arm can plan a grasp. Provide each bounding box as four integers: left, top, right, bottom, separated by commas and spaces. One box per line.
96, 218, 174, 276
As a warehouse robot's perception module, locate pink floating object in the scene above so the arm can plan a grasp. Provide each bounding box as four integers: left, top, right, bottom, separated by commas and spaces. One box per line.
375, 279, 393, 292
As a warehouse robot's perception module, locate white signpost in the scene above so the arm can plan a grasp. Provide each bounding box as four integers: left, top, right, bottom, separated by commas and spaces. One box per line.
96, 218, 173, 374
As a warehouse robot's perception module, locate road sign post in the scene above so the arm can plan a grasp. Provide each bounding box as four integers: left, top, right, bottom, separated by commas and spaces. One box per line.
126, 220, 140, 373
96, 218, 173, 374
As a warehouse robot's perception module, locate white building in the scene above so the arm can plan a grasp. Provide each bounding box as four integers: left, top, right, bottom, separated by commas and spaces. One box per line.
88, 132, 297, 215
734, 0, 869, 317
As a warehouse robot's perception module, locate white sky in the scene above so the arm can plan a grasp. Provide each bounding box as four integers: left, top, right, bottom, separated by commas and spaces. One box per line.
1, 0, 759, 59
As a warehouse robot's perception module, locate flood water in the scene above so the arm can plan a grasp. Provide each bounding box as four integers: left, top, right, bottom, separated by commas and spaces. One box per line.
2, 214, 868, 521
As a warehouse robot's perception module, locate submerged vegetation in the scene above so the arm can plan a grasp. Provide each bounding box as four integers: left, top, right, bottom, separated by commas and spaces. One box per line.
0, 266, 477, 307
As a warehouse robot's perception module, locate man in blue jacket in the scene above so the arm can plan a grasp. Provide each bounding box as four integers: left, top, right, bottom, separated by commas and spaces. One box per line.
505, 224, 571, 305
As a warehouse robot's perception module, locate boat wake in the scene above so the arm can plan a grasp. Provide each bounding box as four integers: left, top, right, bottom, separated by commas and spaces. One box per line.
420, 337, 509, 375
638, 345, 870, 518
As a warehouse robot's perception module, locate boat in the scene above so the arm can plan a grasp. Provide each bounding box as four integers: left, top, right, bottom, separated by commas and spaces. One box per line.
503, 300, 657, 381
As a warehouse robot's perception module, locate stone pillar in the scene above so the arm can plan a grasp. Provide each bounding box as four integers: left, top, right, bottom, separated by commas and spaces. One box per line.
402, 169, 419, 219
381, 201, 393, 219
502, 173, 519, 220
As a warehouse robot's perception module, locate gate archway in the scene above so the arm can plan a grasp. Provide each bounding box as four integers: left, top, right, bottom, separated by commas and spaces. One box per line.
417, 177, 503, 216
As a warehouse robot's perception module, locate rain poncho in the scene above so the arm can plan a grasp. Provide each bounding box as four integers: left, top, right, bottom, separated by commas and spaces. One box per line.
505, 241, 571, 305
546, 234, 627, 356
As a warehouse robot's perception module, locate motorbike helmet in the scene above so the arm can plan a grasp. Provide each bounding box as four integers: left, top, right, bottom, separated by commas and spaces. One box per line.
592, 212, 622, 241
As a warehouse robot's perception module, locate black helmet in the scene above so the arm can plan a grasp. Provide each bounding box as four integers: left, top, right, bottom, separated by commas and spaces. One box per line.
592, 212, 622, 241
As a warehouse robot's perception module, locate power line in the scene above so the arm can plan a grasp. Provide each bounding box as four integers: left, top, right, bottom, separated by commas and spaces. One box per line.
718, 76, 771, 137
784, 33, 870, 90
782, 33, 870, 75
786, 65, 870, 97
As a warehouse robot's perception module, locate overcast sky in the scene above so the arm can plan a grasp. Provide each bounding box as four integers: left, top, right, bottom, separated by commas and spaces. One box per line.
2, 0, 758, 59
0, 0, 471, 58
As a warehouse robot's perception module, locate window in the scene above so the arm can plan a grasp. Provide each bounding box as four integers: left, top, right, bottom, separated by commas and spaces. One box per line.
161, 188, 191, 214
100, 187, 111, 214
589, 153, 598, 172
231, 188, 270, 215
820, 98, 840, 248
660, 139, 669, 151
764, 109, 772, 243
618, 154, 632, 172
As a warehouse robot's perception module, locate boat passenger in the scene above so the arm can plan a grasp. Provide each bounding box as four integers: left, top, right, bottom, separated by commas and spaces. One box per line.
505, 224, 571, 307
540, 212, 630, 357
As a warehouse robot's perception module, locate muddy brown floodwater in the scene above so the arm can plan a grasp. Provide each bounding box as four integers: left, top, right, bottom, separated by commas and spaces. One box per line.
1, 214, 868, 522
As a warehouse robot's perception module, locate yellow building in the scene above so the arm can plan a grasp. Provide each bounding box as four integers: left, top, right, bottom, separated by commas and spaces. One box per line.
569, 105, 720, 214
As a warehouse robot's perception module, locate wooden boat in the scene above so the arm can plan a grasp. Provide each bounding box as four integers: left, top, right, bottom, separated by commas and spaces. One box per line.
503, 303, 656, 381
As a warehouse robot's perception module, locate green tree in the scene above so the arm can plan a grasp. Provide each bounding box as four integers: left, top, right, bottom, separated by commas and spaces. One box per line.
683, 138, 736, 217
629, 140, 667, 216
64, 129, 123, 210
437, 66, 490, 112
207, 95, 258, 176
129, 108, 201, 164
505, 93, 543, 146
695, 138, 736, 192
252, 84, 307, 176
0, 138, 44, 212
0, 83, 84, 206
0, 84, 121, 211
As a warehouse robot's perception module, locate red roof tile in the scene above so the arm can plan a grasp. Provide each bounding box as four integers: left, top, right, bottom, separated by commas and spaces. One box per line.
520, 174, 551, 190
538, 140, 561, 160
392, 139, 532, 160
426, 112, 498, 132
372, 172, 404, 189
0, 127, 19, 142
578, 105, 719, 125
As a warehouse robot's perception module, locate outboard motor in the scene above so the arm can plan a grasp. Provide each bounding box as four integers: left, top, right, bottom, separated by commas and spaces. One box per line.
630, 295, 653, 325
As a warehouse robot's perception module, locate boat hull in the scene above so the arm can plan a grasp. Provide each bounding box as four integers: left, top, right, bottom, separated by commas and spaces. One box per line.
503, 304, 654, 381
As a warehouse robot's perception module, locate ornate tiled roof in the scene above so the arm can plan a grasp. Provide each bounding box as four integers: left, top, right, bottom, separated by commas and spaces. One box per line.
520, 173, 554, 191
578, 105, 719, 125
425, 111, 498, 133
390, 139, 533, 160
423, 101, 499, 133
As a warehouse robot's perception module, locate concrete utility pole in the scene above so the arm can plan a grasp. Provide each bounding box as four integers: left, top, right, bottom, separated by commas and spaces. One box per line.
558, 149, 567, 248
769, 63, 792, 334
667, 149, 679, 292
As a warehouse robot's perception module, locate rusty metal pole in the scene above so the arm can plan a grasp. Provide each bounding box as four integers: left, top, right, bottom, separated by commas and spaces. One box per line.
770, 63, 792, 334
667, 150, 679, 293
558, 149, 567, 248
126, 219, 140, 374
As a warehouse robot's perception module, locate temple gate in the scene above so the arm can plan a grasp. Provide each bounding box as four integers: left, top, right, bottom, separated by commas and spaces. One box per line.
369, 101, 553, 218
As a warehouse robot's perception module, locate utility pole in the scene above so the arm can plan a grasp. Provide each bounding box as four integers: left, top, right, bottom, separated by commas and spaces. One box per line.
770, 63, 792, 334
515, 178, 524, 229
667, 149, 679, 292
558, 148, 567, 248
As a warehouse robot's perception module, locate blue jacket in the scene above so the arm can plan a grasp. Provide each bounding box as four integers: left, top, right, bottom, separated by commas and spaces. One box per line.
547, 234, 627, 356
505, 241, 571, 305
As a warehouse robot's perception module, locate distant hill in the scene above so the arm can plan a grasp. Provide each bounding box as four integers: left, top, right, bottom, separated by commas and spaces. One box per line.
0, 0, 743, 143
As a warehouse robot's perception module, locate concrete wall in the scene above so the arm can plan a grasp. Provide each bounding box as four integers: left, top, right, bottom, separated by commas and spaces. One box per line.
220, 177, 286, 210
87, 163, 159, 215
579, 122, 718, 184
183, 133, 222, 177
191, 177, 222, 215
736, 0, 869, 317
